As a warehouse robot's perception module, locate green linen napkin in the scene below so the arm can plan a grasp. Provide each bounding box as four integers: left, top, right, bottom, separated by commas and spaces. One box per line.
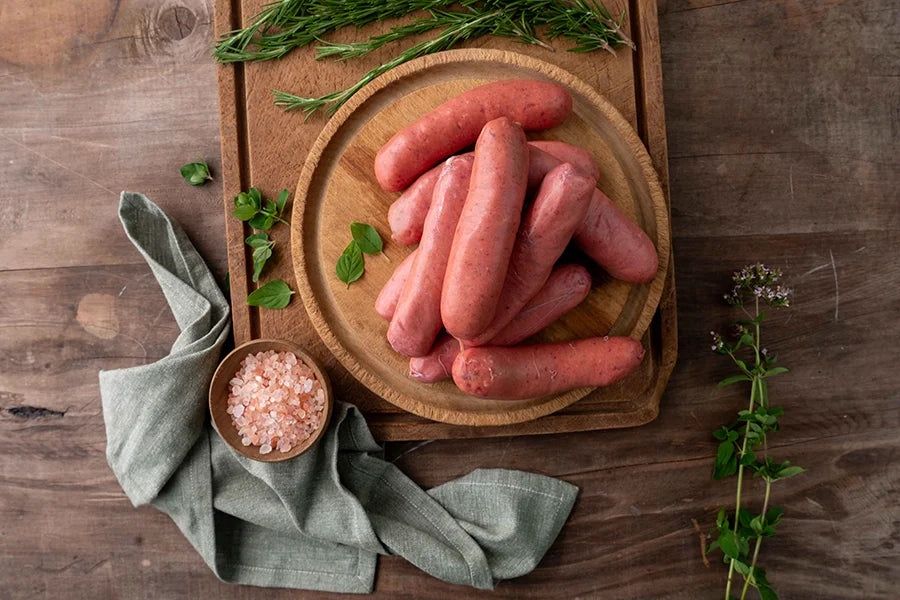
100, 192, 578, 593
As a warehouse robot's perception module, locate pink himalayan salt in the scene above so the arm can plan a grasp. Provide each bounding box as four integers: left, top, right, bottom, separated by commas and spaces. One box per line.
226, 350, 326, 454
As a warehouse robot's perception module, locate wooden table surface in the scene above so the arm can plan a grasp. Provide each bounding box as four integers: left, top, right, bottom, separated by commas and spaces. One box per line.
1, 1, 897, 598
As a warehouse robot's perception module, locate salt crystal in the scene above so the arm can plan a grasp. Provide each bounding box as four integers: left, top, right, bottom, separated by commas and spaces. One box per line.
226, 350, 326, 456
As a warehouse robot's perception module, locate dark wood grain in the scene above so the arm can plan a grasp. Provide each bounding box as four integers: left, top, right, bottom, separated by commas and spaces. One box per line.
0, 0, 898, 598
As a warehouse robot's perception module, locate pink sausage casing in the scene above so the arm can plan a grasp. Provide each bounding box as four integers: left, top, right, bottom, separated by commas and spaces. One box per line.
374, 249, 417, 320
528, 140, 600, 182
441, 117, 529, 340
388, 155, 474, 357
409, 264, 592, 383
575, 190, 659, 283
464, 163, 595, 347
533, 144, 658, 284
452, 337, 645, 400
375, 79, 572, 192
388, 143, 597, 246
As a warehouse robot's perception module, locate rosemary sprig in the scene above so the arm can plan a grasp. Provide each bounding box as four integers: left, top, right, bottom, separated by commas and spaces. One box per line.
274, 9, 503, 117
216, 0, 633, 118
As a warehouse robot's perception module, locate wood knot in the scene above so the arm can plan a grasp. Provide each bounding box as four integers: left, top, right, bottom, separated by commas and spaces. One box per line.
158, 6, 196, 41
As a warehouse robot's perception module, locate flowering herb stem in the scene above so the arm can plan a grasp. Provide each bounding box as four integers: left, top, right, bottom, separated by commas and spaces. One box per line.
708, 264, 803, 600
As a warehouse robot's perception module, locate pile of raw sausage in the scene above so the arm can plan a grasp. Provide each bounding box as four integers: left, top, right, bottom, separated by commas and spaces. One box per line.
372, 79, 657, 400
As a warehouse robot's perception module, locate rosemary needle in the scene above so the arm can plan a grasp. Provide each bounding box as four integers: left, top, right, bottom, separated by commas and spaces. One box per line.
216, 0, 633, 118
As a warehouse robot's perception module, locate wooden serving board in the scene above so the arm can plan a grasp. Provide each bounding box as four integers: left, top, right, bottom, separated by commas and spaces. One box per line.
214, 0, 677, 441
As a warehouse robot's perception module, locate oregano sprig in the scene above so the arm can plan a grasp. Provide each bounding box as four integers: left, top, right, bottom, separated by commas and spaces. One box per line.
706, 264, 802, 600
232, 188, 290, 231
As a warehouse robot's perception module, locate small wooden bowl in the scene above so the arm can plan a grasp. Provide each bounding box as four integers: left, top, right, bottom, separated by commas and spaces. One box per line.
209, 339, 333, 462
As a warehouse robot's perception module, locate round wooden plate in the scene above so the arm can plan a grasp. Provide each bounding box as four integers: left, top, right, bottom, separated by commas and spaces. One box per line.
292, 49, 670, 426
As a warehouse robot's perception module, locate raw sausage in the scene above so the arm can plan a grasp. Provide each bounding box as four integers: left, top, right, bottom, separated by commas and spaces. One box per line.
441, 117, 529, 339
375, 79, 572, 191
533, 144, 658, 283
575, 190, 659, 283
409, 264, 592, 383
452, 337, 645, 399
388, 155, 474, 357
374, 249, 417, 320
528, 140, 600, 182
388, 143, 596, 246
464, 163, 595, 346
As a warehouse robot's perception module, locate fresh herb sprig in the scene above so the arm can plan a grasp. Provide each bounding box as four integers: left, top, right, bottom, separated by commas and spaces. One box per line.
180, 160, 213, 186
215, 0, 632, 117
335, 222, 385, 287
232, 188, 290, 231
246, 233, 276, 282
706, 264, 802, 600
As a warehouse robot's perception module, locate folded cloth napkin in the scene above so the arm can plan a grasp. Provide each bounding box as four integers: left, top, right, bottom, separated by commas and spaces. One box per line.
100, 192, 578, 593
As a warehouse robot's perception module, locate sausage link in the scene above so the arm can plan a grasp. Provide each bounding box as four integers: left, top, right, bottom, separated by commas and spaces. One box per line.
452, 337, 645, 399
441, 117, 529, 340
388, 155, 474, 357
375, 79, 571, 191
464, 163, 594, 346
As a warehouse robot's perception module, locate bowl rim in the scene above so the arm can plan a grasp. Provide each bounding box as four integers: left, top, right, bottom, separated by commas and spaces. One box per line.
208, 338, 334, 462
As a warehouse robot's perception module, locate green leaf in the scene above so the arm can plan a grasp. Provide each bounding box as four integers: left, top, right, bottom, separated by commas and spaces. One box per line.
336, 241, 364, 287
707, 539, 720, 553
750, 515, 764, 534
766, 507, 784, 525
766, 366, 789, 377
733, 559, 751, 575
246, 279, 294, 309
251, 245, 273, 282
248, 187, 262, 208
759, 585, 779, 600
740, 449, 757, 466
717, 530, 740, 559
350, 222, 384, 255
232, 205, 258, 221
713, 427, 729, 441
250, 213, 275, 230
777, 466, 805, 480
717, 441, 734, 464
245, 233, 270, 248
734, 358, 749, 372
716, 508, 727, 529
276, 189, 289, 214
718, 374, 751, 387
180, 161, 212, 186
739, 333, 754, 347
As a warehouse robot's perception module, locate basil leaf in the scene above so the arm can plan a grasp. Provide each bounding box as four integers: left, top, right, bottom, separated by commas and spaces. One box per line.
180, 161, 212, 186
336, 241, 364, 287
248, 187, 262, 209
276, 189, 289, 215
246, 280, 294, 309
350, 222, 383, 255
251, 246, 273, 282
245, 233, 270, 248
249, 213, 275, 231
232, 205, 258, 221
765, 366, 789, 377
